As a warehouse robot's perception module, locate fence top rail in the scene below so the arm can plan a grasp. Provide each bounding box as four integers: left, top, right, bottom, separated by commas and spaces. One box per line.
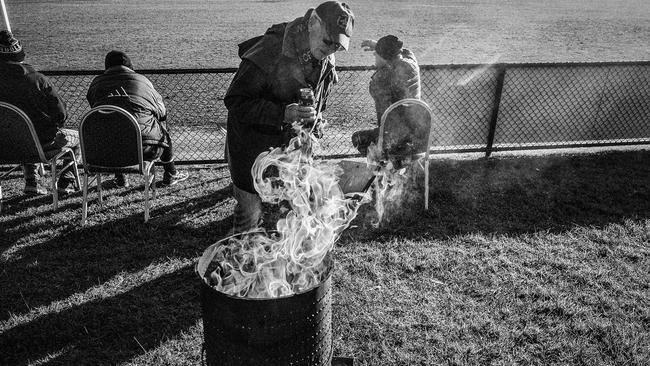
424, 60, 650, 70
41, 60, 650, 76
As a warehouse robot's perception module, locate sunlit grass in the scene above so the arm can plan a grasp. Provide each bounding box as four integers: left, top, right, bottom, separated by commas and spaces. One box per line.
1, 150, 649, 365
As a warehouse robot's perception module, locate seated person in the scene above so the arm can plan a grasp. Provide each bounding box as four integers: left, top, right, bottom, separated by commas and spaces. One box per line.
351, 35, 421, 157
86, 51, 188, 186
0, 30, 79, 196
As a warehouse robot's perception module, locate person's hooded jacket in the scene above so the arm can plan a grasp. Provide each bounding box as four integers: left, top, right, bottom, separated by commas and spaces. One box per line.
86, 66, 169, 147
369, 48, 421, 126
0, 60, 67, 144
225, 8, 338, 194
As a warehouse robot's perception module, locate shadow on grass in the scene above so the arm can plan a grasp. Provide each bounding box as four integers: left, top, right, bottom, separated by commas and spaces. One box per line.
0, 170, 65, 240
0, 267, 201, 365
1, 192, 54, 214
0, 175, 232, 256
2, 151, 649, 364
0, 182, 233, 321
347, 150, 650, 241
0, 173, 230, 227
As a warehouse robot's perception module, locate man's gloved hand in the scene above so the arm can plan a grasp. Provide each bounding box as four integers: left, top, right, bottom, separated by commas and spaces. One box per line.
307, 117, 327, 138
53, 130, 68, 147
284, 103, 317, 127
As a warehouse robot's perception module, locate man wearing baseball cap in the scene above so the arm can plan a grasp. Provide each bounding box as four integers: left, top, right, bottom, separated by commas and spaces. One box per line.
224, 1, 354, 233
311, 1, 354, 56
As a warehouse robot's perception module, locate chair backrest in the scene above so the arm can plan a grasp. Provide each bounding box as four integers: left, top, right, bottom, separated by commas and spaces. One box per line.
0, 101, 46, 164
378, 99, 433, 159
79, 105, 145, 173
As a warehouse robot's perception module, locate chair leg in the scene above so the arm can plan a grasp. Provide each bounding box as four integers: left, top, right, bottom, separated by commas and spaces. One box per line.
0, 164, 21, 180
70, 151, 81, 189
143, 171, 150, 222
150, 167, 157, 201
424, 159, 429, 211
97, 174, 103, 208
51, 162, 58, 210
82, 173, 89, 225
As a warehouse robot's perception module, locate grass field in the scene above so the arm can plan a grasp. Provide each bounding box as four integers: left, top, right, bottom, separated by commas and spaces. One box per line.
2, 1, 650, 365
6, 0, 650, 70
1, 150, 649, 365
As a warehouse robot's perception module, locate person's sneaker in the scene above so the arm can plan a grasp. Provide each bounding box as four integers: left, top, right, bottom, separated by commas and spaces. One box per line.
24, 184, 48, 196
57, 186, 77, 197
162, 171, 189, 186
115, 174, 130, 188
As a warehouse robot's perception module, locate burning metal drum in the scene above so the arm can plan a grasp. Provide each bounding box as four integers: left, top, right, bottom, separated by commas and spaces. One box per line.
197, 235, 333, 366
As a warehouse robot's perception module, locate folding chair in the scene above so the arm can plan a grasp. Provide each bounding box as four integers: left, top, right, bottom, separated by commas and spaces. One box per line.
79, 105, 157, 224
377, 98, 434, 210
337, 99, 434, 209
0, 102, 80, 213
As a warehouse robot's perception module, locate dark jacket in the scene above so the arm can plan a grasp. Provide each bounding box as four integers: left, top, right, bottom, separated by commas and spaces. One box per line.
86, 66, 169, 147
0, 61, 67, 144
369, 49, 421, 126
225, 9, 338, 194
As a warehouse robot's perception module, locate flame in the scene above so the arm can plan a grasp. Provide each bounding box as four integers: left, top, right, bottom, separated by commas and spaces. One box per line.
203, 125, 369, 298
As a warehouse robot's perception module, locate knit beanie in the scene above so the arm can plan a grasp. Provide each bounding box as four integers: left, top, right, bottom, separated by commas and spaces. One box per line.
104, 50, 133, 70
0, 30, 26, 62
375, 35, 403, 61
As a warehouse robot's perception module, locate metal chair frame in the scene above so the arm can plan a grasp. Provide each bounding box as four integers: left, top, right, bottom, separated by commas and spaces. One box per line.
79, 105, 157, 224
377, 98, 435, 210
0, 102, 80, 213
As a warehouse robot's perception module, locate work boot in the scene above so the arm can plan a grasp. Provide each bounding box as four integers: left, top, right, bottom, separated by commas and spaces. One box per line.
23, 164, 45, 196
57, 186, 77, 197
56, 178, 79, 197
24, 183, 47, 196
115, 173, 130, 188
162, 171, 189, 186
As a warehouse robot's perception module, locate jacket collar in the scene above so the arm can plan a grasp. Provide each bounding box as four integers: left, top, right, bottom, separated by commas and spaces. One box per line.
0, 60, 31, 75
104, 65, 135, 74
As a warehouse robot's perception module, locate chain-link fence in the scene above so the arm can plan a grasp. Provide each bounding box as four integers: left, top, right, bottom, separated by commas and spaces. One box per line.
43, 61, 650, 164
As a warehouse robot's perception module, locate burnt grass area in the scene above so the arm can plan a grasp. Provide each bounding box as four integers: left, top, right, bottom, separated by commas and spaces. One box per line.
1, 150, 649, 365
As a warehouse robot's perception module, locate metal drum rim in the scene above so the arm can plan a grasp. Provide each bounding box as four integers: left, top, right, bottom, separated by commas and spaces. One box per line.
196, 230, 334, 301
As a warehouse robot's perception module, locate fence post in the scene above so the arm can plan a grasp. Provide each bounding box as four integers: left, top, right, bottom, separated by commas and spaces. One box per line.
485, 65, 506, 157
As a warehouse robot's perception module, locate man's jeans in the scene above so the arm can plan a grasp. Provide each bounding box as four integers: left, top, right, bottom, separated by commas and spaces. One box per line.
114, 143, 178, 182
143, 144, 178, 177
232, 184, 263, 234
225, 140, 262, 233
23, 128, 79, 189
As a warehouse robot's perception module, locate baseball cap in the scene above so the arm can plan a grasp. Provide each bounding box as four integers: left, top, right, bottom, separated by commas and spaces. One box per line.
315, 1, 355, 51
